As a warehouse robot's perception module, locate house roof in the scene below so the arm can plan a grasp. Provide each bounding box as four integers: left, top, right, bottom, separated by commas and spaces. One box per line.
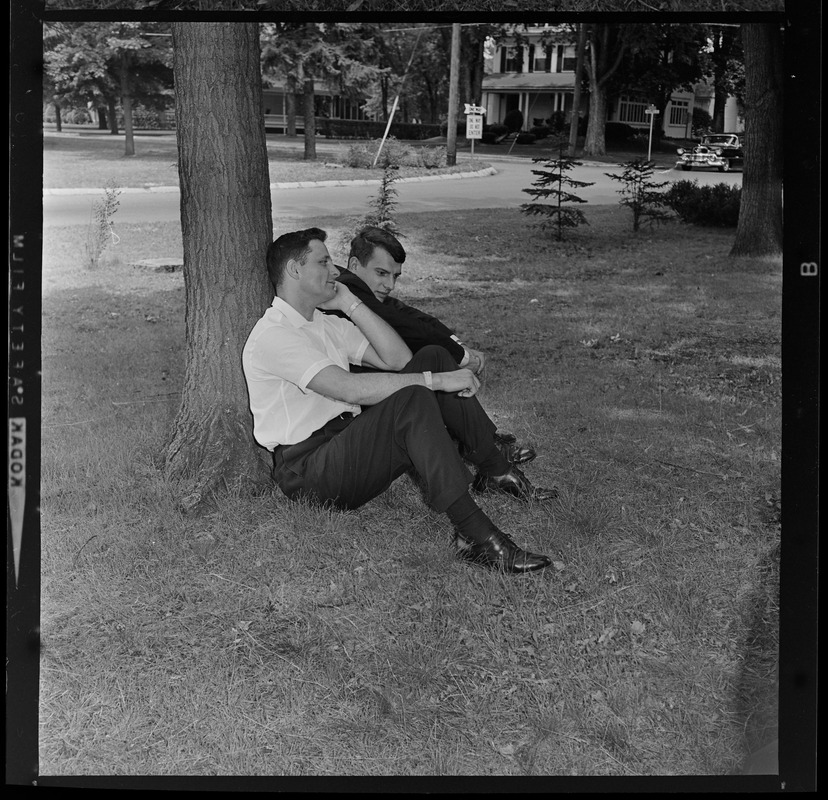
482, 72, 575, 91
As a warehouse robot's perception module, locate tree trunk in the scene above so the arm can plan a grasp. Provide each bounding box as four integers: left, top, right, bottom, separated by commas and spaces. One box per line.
582, 23, 627, 158
53, 97, 62, 132
107, 97, 119, 133
98, 106, 108, 129
285, 73, 296, 136
712, 87, 727, 133
380, 74, 389, 120
302, 76, 316, 160
730, 23, 783, 258
584, 86, 607, 156
469, 35, 485, 106
168, 21, 274, 510
120, 51, 135, 156
568, 23, 586, 156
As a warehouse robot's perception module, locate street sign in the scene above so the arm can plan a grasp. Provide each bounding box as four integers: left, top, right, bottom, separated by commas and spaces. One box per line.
645, 104, 660, 116
464, 103, 486, 116
466, 114, 483, 139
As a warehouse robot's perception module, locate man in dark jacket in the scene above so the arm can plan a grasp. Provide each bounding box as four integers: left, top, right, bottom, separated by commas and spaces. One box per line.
334, 226, 550, 486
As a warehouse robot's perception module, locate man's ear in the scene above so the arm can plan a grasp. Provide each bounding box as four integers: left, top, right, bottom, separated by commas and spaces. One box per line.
286, 258, 301, 280
347, 255, 361, 271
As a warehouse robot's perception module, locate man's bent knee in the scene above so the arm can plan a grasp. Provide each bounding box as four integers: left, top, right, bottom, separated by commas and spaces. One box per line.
405, 345, 458, 373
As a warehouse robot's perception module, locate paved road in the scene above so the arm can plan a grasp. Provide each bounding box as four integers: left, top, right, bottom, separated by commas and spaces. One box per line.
42, 158, 742, 227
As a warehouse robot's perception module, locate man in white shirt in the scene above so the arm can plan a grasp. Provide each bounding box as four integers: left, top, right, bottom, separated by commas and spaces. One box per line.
243, 227, 554, 573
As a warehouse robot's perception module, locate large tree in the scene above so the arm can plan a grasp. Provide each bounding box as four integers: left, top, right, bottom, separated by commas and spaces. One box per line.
705, 24, 745, 133
166, 22, 274, 508
261, 22, 382, 159
43, 20, 173, 152
729, 22, 783, 257
581, 24, 630, 156
618, 23, 708, 147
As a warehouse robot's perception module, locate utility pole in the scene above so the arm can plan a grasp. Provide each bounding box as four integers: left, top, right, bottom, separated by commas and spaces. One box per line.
446, 22, 460, 166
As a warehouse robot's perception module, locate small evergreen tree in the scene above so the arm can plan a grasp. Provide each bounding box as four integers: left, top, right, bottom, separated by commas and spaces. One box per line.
521, 140, 595, 241
605, 158, 672, 232
338, 164, 403, 255
363, 164, 402, 235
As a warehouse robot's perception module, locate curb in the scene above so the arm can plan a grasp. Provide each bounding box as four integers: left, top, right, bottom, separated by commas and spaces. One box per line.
43, 166, 498, 196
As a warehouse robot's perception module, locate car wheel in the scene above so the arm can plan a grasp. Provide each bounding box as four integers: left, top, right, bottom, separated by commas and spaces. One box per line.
719, 160, 731, 173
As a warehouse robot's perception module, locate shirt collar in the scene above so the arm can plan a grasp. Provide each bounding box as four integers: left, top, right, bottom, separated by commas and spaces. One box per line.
272, 296, 317, 327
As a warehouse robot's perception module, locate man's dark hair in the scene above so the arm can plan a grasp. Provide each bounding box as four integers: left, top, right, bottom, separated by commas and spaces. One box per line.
349, 226, 406, 267
267, 227, 327, 291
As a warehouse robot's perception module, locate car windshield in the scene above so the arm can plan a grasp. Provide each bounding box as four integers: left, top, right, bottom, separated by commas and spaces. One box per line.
704, 136, 736, 145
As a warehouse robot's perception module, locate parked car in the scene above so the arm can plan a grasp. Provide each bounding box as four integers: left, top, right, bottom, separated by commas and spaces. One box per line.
676, 133, 744, 172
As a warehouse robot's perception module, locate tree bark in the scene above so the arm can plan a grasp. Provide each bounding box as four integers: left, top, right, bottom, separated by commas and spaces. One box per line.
584, 86, 607, 156
168, 21, 274, 510
712, 86, 727, 132
583, 24, 627, 157
53, 97, 62, 132
285, 73, 297, 136
568, 23, 586, 156
730, 23, 783, 258
120, 51, 135, 156
302, 76, 316, 160
107, 97, 119, 133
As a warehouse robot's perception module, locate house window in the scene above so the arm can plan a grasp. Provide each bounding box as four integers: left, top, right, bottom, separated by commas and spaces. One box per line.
533, 45, 551, 72
669, 99, 689, 126
561, 55, 577, 71
265, 95, 284, 115
618, 95, 648, 124
502, 46, 523, 72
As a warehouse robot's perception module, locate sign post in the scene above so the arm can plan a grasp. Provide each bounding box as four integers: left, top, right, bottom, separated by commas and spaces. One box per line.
645, 104, 660, 162
464, 103, 485, 162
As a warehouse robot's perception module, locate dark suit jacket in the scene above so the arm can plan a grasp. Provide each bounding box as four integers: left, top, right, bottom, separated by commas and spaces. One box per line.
331, 266, 466, 363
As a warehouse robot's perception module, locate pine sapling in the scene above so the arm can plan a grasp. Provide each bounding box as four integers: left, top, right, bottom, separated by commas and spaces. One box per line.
338, 164, 404, 254
521, 139, 595, 241
605, 158, 672, 232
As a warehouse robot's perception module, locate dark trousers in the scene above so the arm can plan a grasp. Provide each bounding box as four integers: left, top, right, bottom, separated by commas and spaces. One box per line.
271, 346, 497, 512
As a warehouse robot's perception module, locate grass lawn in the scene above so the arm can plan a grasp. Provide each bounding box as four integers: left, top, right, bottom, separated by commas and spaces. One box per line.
42, 129, 489, 189
39, 200, 780, 777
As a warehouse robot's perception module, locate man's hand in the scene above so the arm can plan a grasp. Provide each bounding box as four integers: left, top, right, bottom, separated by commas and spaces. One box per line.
317, 282, 357, 313
434, 368, 480, 398
465, 348, 486, 375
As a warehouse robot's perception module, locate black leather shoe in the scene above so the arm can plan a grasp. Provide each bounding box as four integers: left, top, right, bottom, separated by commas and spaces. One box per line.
494, 431, 536, 466
473, 465, 559, 502
455, 528, 552, 573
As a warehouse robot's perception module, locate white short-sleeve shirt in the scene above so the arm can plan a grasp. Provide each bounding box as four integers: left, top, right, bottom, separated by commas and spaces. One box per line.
242, 297, 370, 450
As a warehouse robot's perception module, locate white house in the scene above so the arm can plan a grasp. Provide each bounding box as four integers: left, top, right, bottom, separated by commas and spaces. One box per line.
481, 25, 699, 139
261, 84, 369, 133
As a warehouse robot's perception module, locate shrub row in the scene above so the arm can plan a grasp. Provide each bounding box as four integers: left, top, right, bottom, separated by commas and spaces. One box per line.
341, 136, 447, 169
663, 180, 741, 227
318, 118, 442, 140
43, 104, 176, 129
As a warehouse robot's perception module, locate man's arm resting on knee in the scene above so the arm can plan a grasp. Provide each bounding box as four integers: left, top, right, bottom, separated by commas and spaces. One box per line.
308, 365, 480, 407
